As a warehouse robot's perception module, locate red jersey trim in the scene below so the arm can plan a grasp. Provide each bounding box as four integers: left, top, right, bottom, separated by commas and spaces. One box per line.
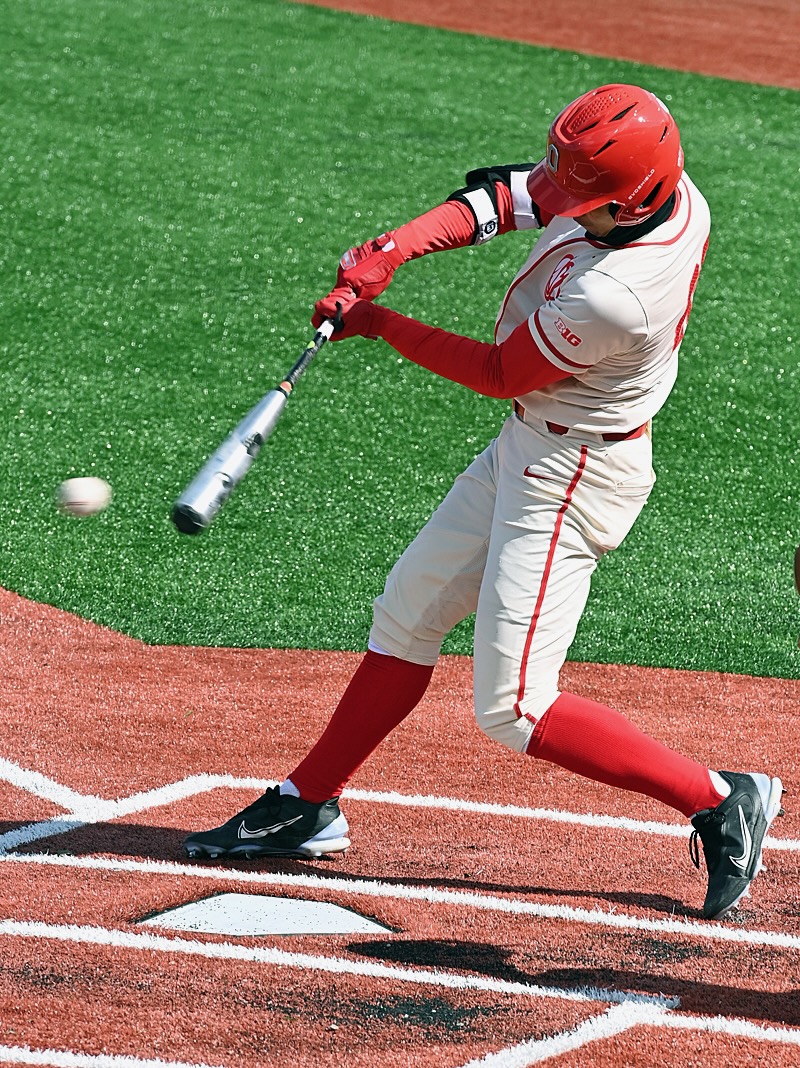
532, 310, 592, 370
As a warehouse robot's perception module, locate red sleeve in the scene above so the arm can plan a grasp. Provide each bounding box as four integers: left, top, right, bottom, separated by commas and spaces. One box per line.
391, 181, 518, 261
366, 305, 571, 399
496, 182, 516, 233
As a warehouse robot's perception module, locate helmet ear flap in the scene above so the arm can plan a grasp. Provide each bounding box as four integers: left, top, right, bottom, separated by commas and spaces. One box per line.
615, 177, 670, 225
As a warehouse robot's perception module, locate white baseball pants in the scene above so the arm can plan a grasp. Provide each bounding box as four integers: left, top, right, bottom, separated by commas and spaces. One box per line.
369, 410, 655, 753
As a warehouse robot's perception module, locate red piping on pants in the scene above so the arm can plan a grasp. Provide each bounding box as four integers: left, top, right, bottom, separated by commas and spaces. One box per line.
513, 444, 589, 720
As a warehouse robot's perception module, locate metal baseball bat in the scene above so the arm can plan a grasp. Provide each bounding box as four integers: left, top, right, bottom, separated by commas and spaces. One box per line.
171, 319, 335, 534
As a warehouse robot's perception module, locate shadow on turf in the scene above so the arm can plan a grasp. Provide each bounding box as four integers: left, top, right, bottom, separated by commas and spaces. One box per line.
10, 819, 700, 917
351, 939, 800, 1027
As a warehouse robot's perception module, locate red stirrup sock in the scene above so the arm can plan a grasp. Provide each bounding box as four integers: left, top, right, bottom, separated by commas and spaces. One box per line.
289, 650, 435, 802
527, 692, 725, 818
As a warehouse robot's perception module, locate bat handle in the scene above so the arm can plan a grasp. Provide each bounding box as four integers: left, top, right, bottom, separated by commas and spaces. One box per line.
281, 319, 335, 392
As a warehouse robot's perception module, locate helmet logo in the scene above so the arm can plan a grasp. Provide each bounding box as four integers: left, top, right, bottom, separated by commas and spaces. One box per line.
544, 253, 575, 301
547, 143, 560, 173
626, 167, 656, 203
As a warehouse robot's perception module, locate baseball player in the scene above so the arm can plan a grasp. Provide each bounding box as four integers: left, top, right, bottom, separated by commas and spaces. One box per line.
185, 84, 784, 920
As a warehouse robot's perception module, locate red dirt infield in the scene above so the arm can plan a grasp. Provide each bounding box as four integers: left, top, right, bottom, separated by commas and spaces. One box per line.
1, 586, 799, 1065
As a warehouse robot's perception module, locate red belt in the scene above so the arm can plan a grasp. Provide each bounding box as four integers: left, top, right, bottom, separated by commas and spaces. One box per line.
513, 401, 649, 442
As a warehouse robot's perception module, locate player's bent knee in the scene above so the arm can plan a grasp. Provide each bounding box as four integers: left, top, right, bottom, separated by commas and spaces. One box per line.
474, 678, 558, 755
474, 704, 536, 755
368, 612, 442, 668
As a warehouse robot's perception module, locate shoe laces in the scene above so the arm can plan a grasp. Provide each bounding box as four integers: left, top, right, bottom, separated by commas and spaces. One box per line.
688, 810, 724, 870
241, 784, 282, 818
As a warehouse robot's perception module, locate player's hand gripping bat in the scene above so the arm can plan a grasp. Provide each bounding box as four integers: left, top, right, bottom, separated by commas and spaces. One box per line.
171, 319, 335, 534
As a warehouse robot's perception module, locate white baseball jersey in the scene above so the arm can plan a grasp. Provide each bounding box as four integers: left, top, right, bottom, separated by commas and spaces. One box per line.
497, 173, 710, 433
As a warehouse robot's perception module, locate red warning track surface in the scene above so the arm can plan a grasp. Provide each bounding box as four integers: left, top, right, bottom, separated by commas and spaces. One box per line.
1, 587, 799, 1066
301, 0, 800, 89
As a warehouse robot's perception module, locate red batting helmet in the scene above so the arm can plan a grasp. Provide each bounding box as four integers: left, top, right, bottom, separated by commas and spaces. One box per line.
527, 84, 684, 225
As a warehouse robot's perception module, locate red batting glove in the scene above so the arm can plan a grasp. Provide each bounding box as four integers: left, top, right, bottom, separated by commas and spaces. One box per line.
338, 231, 405, 299
314, 231, 406, 322
312, 282, 357, 329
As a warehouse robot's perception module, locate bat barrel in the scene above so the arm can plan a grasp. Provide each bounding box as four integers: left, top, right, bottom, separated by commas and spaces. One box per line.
171, 388, 288, 533
171, 321, 333, 534
171, 470, 234, 534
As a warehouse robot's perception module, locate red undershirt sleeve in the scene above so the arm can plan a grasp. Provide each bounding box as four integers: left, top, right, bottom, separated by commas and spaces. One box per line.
365, 305, 572, 398
392, 182, 517, 259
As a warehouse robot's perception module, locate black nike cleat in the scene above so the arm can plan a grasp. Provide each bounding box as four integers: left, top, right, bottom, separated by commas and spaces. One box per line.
183, 784, 350, 860
689, 771, 784, 920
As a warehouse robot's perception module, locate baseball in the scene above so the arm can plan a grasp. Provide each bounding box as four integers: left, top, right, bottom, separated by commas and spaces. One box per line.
57, 476, 112, 517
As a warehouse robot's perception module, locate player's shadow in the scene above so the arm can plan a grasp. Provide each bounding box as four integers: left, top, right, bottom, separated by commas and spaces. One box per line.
350, 939, 800, 1027
6, 820, 694, 917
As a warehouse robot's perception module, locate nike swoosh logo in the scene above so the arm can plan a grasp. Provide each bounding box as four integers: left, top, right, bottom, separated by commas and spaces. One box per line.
523, 467, 559, 479
238, 814, 303, 840
730, 805, 752, 871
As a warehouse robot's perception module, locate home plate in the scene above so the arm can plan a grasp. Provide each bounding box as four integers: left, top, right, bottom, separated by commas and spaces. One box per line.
140, 893, 392, 936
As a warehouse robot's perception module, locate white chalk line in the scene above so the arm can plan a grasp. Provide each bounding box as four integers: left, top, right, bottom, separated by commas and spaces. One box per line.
0, 918, 675, 1008
0, 1046, 224, 1068
456, 1003, 664, 1066
2, 850, 799, 951
0, 765, 796, 853
661, 1011, 800, 1043
0, 758, 106, 813
454, 1004, 800, 1067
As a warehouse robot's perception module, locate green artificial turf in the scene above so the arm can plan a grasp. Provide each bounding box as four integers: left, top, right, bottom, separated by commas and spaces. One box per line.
1, 0, 798, 677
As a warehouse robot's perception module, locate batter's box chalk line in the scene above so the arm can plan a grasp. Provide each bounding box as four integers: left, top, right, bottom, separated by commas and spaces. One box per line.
0, 916, 675, 1009
0, 759, 796, 855
0, 1045, 227, 1068
454, 1003, 800, 1068
0, 1004, 798, 1068
0, 759, 798, 952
